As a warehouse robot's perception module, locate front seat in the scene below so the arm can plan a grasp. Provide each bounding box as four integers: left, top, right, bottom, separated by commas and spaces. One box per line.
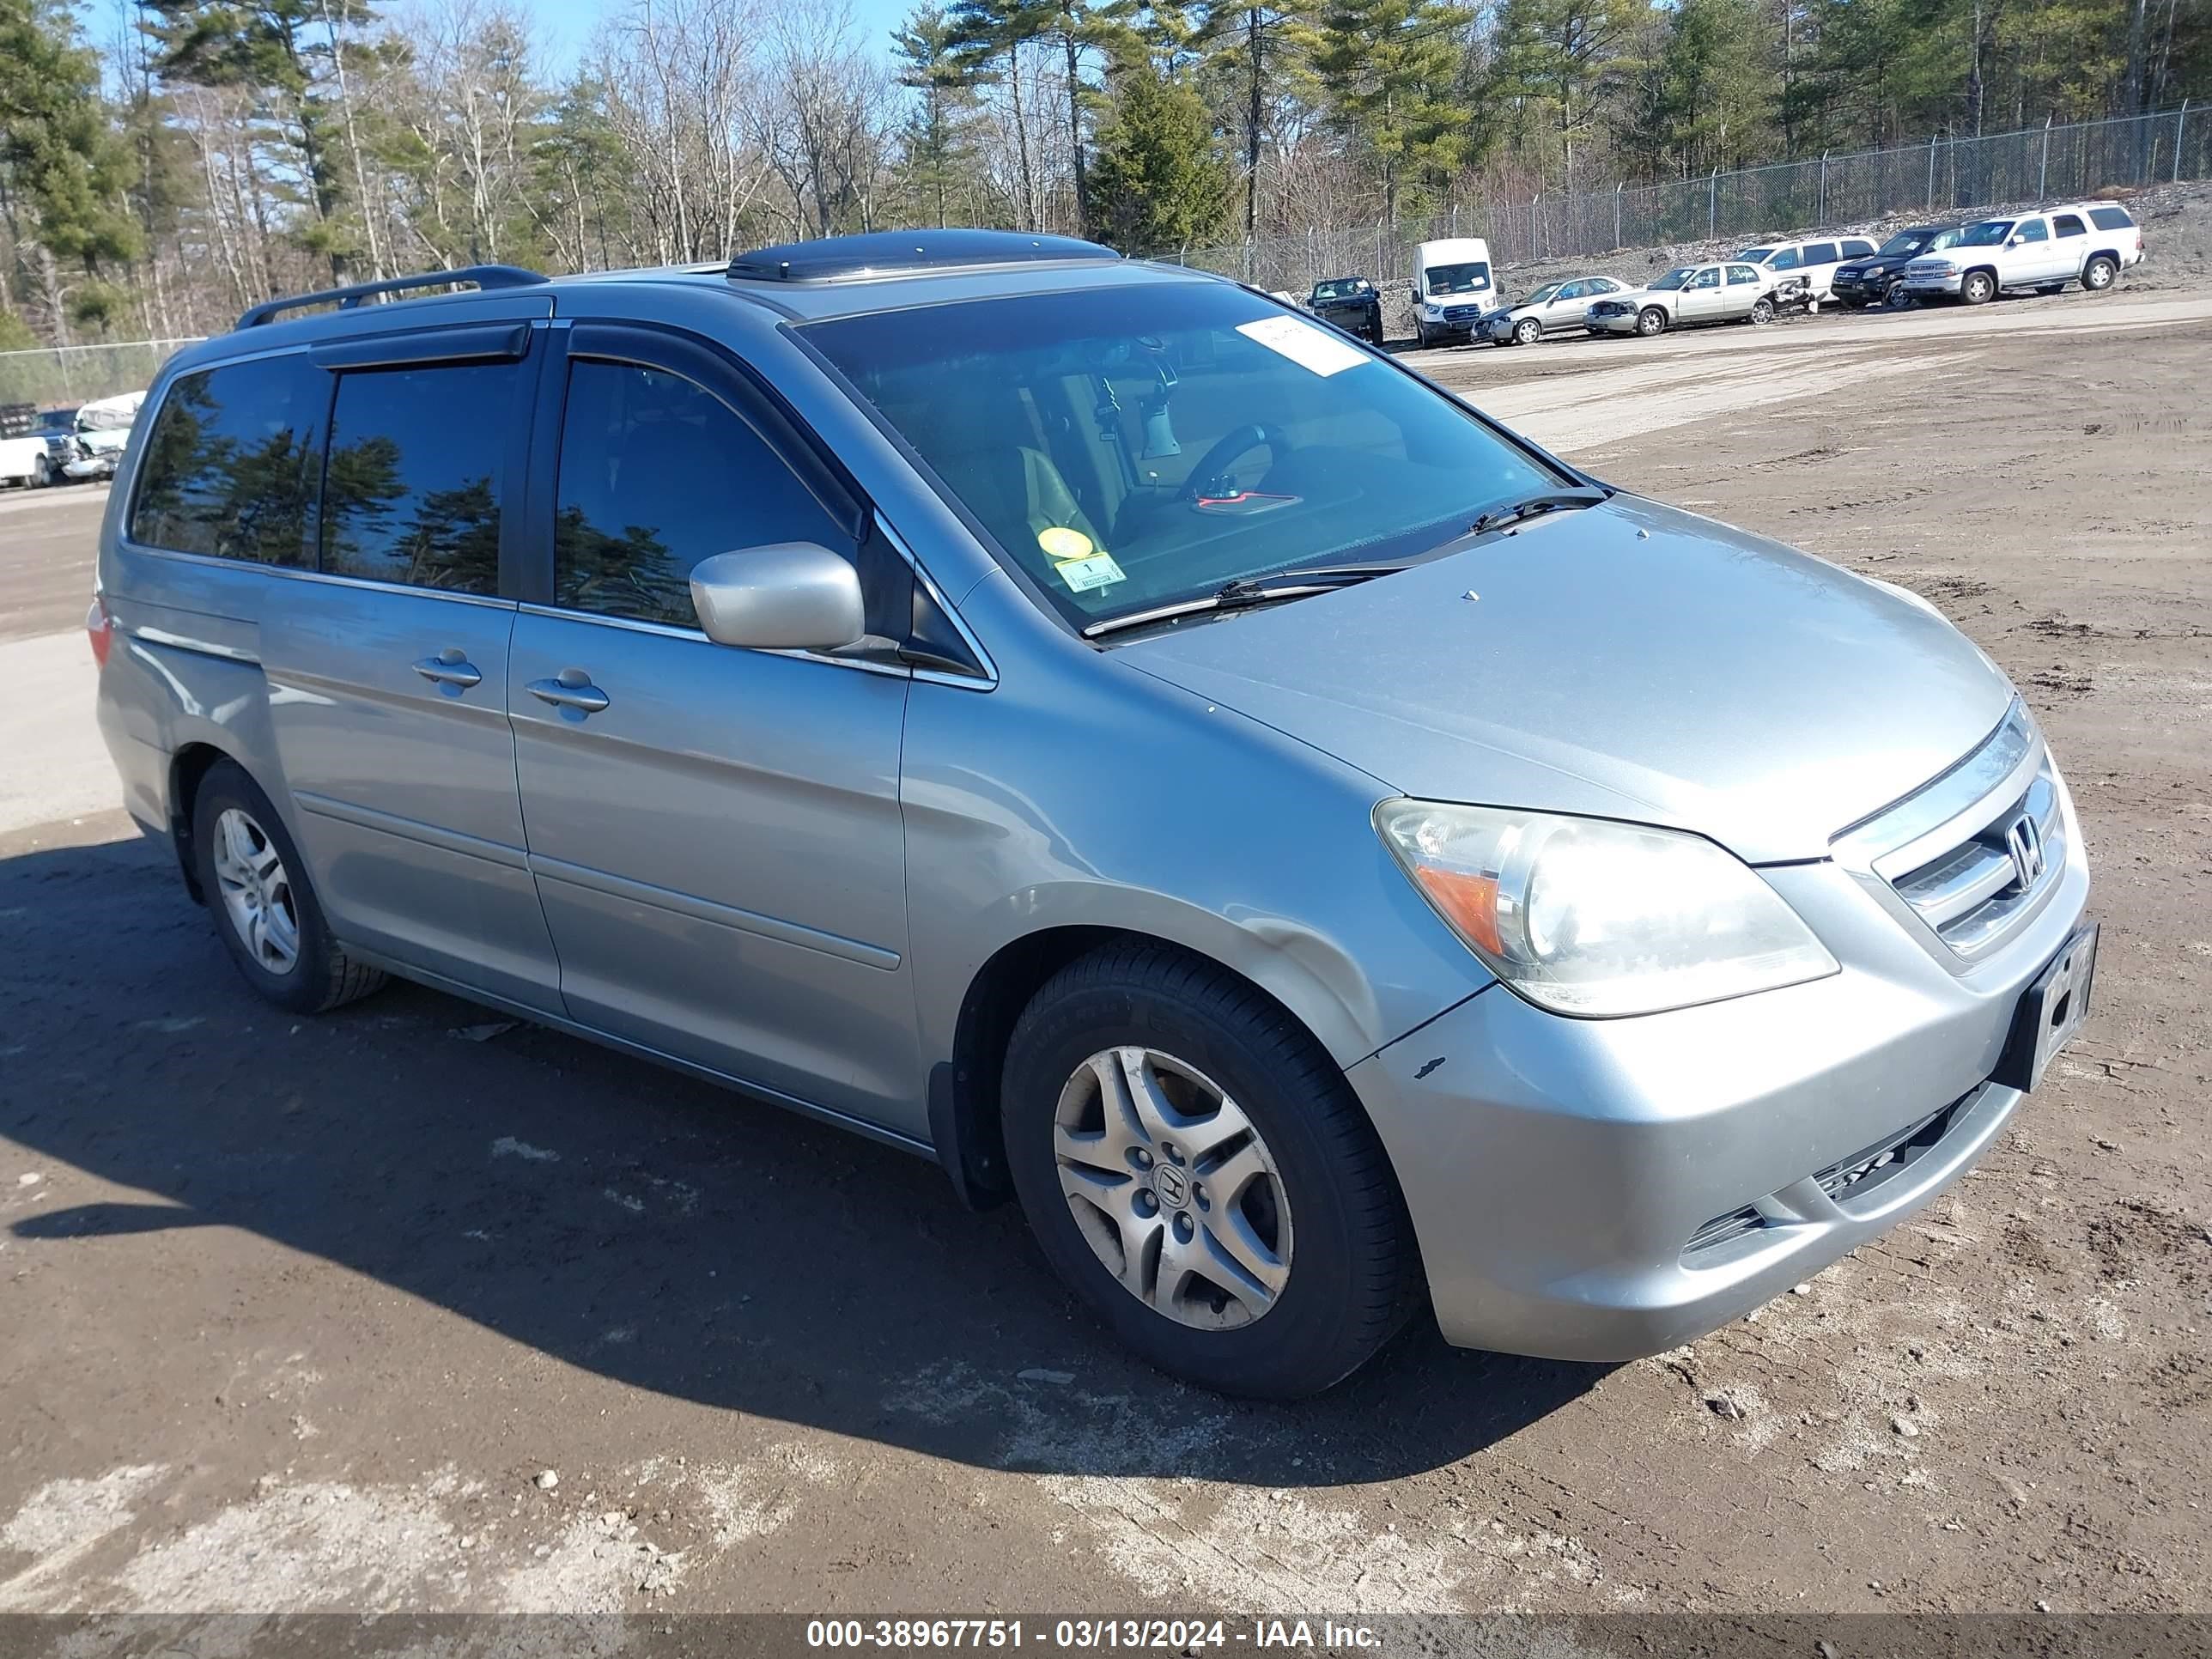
915, 385, 1109, 562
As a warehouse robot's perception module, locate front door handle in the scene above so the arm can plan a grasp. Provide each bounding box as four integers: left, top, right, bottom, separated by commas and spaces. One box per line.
413, 650, 483, 690
526, 670, 611, 715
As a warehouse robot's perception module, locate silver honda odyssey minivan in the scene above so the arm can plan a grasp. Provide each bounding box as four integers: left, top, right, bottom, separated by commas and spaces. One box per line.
91, 232, 2095, 1398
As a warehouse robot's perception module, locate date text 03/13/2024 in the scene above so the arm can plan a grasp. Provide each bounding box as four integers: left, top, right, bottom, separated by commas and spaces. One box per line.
803, 1620, 1383, 1650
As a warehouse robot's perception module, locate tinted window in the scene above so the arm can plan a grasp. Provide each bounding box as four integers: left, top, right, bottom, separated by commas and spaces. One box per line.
2053, 214, 2087, 237
554, 359, 847, 628
130, 356, 320, 564
1842, 240, 1876, 258
1802, 242, 1839, 264
320, 362, 518, 594
2089, 205, 2134, 230
2014, 218, 2049, 242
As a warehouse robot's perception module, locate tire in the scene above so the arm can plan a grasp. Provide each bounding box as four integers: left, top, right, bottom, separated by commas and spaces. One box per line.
1635, 306, 1667, 337
30, 455, 52, 489
2081, 255, 2117, 292
1513, 317, 1542, 346
1885, 279, 1912, 308
1000, 941, 1417, 1399
1961, 270, 1996, 305
1748, 297, 1776, 325
1414, 324, 1432, 349
191, 759, 386, 1015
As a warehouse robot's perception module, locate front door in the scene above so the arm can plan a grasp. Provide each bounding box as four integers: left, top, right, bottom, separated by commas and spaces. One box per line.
505, 326, 922, 1132
1542, 281, 1589, 332
259, 333, 563, 1011
1677, 266, 1726, 323
2006, 216, 2057, 283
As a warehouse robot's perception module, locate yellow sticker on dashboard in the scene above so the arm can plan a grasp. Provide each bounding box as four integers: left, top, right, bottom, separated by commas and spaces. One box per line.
1038, 526, 1094, 562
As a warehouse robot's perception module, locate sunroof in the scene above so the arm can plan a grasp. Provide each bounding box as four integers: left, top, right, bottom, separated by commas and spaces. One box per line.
727, 229, 1119, 283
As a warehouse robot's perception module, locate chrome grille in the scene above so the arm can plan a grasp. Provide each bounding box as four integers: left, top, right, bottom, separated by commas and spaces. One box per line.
1834, 702, 2068, 963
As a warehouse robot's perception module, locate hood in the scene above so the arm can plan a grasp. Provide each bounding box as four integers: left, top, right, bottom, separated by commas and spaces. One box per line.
1118, 497, 2015, 864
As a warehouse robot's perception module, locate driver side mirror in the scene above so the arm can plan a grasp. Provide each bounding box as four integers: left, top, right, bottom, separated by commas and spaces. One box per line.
2008, 235, 2026, 247
689, 543, 865, 653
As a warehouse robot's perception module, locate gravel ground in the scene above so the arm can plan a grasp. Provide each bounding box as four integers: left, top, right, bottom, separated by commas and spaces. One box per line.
0, 282, 2206, 1636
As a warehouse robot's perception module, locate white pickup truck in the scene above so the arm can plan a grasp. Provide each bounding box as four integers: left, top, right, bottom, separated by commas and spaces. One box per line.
0, 391, 142, 488
1901, 204, 2144, 305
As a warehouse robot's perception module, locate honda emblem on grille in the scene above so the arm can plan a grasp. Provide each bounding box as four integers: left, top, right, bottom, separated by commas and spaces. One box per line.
2004, 816, 2046, 888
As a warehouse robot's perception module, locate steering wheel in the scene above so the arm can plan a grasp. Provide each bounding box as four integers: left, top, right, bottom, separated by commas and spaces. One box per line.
1182, 423, 1288, 502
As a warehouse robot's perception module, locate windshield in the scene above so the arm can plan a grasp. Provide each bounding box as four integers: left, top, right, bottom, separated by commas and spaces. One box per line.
807, 283, 1561, 633
1649, 267, 1696, 291
1876, 231, 1930, 256
33, 410, 76, 435
1515, 283, 1563, 307
1424, 261, 1491, 295
1958, 220, 2014, 246
1310, 279, 1369, 301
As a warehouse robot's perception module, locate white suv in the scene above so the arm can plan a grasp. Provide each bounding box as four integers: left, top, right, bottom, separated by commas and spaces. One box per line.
1733, 236, 1880, 303
1902, 204, 2143, 304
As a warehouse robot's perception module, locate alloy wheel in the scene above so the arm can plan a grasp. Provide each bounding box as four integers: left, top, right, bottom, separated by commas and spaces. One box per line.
1052, 1046, 1293, 1330
212, 806, 301, 975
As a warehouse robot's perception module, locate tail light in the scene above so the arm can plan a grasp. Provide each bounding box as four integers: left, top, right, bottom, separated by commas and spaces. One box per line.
87, 593, 112, 669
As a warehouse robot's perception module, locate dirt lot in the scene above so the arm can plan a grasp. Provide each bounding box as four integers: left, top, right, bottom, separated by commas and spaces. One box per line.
1, 277, 2207, 1632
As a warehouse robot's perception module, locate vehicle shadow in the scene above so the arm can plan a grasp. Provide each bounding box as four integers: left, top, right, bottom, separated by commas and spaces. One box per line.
1, 824, 1607, 1486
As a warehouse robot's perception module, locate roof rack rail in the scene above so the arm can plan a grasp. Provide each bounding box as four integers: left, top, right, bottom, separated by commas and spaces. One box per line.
235, 264, 550, 331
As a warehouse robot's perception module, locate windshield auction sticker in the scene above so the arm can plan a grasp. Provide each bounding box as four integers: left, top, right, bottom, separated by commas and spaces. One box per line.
1235, 316, 1368, 377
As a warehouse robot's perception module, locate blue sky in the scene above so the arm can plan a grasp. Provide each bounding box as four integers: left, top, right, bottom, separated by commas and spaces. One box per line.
509, 0, 914, 73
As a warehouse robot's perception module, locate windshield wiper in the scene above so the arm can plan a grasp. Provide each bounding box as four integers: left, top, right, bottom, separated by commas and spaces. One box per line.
1465, 486, 1610, 538
1083, 563, 1407, 640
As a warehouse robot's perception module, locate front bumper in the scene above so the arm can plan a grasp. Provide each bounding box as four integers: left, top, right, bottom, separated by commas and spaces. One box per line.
1347, 813, 2090, 1362
1903, 269, 1966, 295
1830, 273, 1893, 301
62, 453, 118, 481
1418, 314, 1478, 341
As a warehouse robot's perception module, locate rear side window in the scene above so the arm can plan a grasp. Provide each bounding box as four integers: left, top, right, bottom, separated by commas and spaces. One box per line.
320, 362, 520, 595
1842, 240, 1876, 258
2053, 214, 2087, 238
130, 356, 320, 565
2089, 205, 2134, 230
1727, 264, 1761, 284
552, 359, 848, 628
1802, 242, 1839, 264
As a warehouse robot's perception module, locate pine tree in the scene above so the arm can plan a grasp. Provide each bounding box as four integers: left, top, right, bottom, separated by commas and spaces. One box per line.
1088, 62, 1231, 253
1302, 0, 1474, 222
895, 3, 986, 226
950, 0, 1139, 233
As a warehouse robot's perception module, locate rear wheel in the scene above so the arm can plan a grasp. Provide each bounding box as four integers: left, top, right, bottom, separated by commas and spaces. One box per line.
1961, 270, 1996, 305
191, 760, 386, 1015
1748, 297, 1776, 325
1000, 942, 1417, 1399
1636, 306, 1668, 337
1512, 317, 1542, 346
2081, 254, 2117, 292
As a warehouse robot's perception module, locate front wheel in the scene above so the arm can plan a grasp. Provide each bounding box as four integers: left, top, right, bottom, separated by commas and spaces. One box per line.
2081, 255, 2117, 292
1635, 307, 1668, 337
1886, 279, 1913, 308
191, 760, 386, 1014
30, 455, 52, 488
1961, 270, 1996, 305
1000, 942, 1416, 1399
1748, 298, 1776, 325
1512, 317, 1542, 346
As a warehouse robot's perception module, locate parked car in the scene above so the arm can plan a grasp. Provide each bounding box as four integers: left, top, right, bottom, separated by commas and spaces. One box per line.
0, 406, 72, 489
1830, 224, 1972, 307
1902, 204, 2142, 304
1306, 276, 1382, 343
1586, 261, 1778, 336
93, 236, 2095, 1399
1410, 236, 1495, 347
1733, 235, 1880, 304
50, 391, 143, 483
1480, 276, 1632, 345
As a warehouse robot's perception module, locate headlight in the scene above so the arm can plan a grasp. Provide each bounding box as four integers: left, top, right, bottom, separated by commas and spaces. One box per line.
1422, 302, 1443, 317
1863, 265, 1887, 278
1374, 799, 1838, 1018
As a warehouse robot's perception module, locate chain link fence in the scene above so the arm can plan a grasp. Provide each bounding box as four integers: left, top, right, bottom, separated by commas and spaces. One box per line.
1182, 104, 2209, 295
0, 339, 204, 416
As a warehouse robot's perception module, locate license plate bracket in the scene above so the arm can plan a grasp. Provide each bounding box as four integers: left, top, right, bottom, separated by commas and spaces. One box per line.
1992, 922, 2099, 1093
